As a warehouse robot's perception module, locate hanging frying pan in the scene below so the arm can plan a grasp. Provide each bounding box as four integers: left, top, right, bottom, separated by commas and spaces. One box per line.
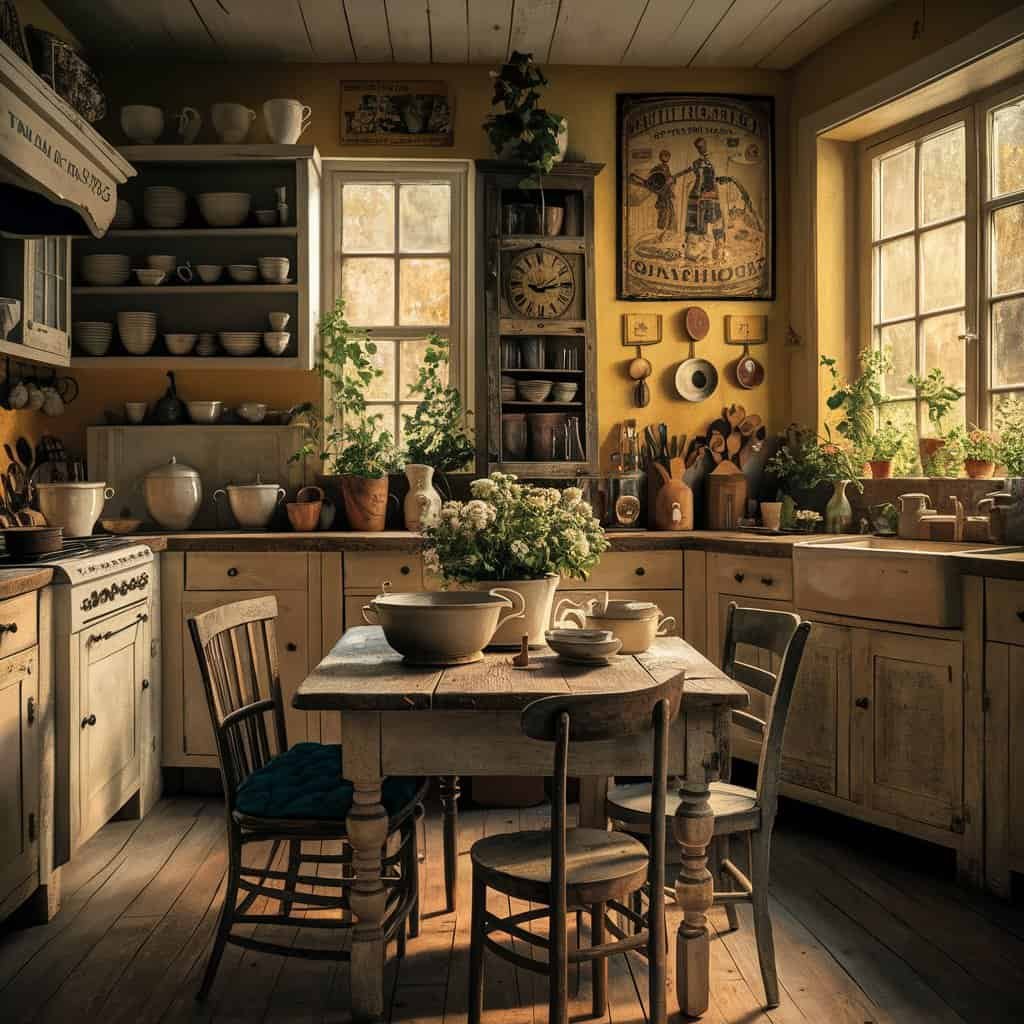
676, 305, 718, 402
735, 348, 765, 389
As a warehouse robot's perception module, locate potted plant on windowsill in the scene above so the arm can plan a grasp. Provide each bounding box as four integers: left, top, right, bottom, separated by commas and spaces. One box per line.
400, 333, 475, 531
949, 426, 999, 479
865, 420, 908, 479
421, 473, 608, 647
909, 369, 965, 475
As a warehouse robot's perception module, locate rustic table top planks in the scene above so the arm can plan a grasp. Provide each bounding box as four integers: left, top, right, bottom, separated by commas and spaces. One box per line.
293, 627, 748, 713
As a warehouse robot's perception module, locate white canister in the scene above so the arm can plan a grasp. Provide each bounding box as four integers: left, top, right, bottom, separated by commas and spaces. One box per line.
144, 457, 203, 531
36, 482, 115, 538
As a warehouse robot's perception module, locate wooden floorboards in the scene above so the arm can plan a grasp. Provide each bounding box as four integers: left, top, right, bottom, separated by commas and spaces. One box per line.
1, 795, 1022, 1023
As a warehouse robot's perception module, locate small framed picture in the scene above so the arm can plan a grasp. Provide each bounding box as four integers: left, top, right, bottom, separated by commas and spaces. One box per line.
622, 312, 662, 345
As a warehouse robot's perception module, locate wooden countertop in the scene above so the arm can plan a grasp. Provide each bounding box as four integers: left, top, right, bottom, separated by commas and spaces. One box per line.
953, 547, 1024, 581
0, 568, 54, 598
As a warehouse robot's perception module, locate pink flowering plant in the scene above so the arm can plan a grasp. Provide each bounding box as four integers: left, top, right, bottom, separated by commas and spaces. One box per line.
421, 472, 608, 584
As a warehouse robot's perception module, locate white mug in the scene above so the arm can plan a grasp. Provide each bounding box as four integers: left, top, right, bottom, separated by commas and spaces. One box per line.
177, 106, 201, 143
263, 98, 311, 144
211, 103, 256, 143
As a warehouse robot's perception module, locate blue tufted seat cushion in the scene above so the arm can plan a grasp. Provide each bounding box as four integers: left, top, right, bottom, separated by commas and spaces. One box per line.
235, 742, 422, 822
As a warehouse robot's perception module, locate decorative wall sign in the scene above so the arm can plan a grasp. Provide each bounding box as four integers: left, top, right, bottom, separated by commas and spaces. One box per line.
340, 80, 453, 146
622, 312, 662, 345
618, 93, 775, 301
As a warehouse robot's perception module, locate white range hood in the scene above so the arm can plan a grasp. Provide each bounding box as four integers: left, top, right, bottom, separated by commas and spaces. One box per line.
0, 39, 134, 237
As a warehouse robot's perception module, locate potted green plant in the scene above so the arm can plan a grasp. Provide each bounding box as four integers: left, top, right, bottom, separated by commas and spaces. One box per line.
909, 369, 965, 474
765, 425, 829, 527
421, 473, 608, 646
292, 298, 399, 531
821, 349, 889, 464
400, 333, 475, 530
948, 425, 999, 479
483, 50, 566, 226
865, 420, 908, 479
995, 396, 1024, 479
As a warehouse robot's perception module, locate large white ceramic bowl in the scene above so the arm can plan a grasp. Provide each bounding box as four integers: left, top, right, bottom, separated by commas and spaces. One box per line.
214, 481, 285, 529
74, 321, 113, 356
82, 254, 131, 286
121, 104, 163, 144
197, 191, 250, 227
186, 400, 222, 424
36, 482, 114, 538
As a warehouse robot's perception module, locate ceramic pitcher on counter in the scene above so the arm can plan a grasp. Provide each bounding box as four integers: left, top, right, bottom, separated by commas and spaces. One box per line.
403, 464, 441, 531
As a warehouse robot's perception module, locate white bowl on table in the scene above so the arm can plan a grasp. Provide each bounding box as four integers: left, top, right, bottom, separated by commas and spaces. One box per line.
228, 264, 259, 284
197, 191, 250, 228
164, 333, 197, 355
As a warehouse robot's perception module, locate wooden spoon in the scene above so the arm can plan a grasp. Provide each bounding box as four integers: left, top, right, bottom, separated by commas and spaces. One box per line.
726, 428, 742, 460
727, 403, 746, 428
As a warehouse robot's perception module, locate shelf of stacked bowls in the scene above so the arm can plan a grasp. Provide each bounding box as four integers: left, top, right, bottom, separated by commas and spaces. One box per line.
197, 192, 251, 228
74, 321, 113, 356
81, 253, 130, 286
219, 331, 261, 356
264, 312, 290, 355
117, 311, 157, 355
143, 186, 187, 229
227, 264, 259, 284
258, 256, 290, 283
517, 379, 553, 403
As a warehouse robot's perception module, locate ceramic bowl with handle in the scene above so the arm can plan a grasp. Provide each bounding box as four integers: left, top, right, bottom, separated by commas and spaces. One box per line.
553, 595, 675, 654
362, 587, 526, 665
35, 482, 114, 538
214, 478, 285, 529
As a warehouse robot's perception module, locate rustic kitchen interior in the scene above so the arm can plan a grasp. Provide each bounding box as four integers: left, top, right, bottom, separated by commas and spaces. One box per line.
0, 1, 1023, 1021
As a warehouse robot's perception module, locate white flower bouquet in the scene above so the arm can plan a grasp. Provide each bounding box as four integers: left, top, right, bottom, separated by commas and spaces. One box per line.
421, 472, 608, 584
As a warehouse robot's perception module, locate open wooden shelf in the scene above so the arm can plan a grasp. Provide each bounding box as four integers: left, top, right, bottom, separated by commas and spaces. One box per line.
73, 284, 298, 295
499, 367, 584, 375
76, 227, 299, 239
70, 355, 300, 369
501, 400, 584, 409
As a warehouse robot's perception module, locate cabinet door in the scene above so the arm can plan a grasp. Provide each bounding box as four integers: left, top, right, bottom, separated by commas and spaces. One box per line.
23, 237, 71, 359
181, 589, 313, 759
0, 651, 39, 914
78, 608, 146, 842
780, 623, 851, 799
852, 629, 964, 831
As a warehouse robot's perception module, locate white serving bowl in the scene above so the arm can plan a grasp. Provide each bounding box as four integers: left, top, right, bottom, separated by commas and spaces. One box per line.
268, 311, 290, 330
117, 312, 157, 354
262, 331, 290, 356
82, 254, 131, 286
121, 105, 163, 144
133, 268, 166, 286
74, 321, 113, 356
187, 400, 222, 424
195, 264, 223, 284
218, 331, 260, 356
164, 333, 197, 355
197, 191, 250, 228
143, 186, 186, 228
228, 264, 259, 284
257, 256, 290, 281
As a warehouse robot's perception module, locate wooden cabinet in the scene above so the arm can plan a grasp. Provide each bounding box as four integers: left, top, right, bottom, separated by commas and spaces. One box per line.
0, 235, 72, 367
560, 550, 682, 591
0, 649, 40, 921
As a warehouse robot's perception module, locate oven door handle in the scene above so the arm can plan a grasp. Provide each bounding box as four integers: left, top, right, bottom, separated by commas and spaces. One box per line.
87, 612, 148, 646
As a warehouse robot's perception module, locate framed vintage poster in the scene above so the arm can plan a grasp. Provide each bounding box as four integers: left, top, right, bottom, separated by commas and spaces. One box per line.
340, 80, 453, 146
617, 93, 774, 301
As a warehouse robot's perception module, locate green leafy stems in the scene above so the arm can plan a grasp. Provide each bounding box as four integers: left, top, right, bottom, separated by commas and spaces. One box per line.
995, 396, 1024, 476
908, 368, 965, 436
766, 424, 865, 493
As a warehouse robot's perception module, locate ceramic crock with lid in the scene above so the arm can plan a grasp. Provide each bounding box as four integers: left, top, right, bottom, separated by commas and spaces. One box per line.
213, 474, 286, 529
552, 593, 676, 654
143, 456, 203, 531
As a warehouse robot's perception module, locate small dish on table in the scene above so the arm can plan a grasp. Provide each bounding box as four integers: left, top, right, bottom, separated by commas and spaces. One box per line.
545, 628, 622, 664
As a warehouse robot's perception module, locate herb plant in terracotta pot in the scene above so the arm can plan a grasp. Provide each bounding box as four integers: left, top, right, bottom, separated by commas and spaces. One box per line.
909, 369, 965, 475
950, 426, 998, 479
865, 420, 907, 479
421, 473, 608, 647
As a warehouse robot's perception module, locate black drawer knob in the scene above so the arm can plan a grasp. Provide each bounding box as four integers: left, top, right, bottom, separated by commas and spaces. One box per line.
635, 567, 646, 577
227, 567, 239, 577
400, 565, 411, 575
855, 697, 870, 710
0, 622, 18, 634
142, 678, 150, 690
761, 576, 774, 586
286, 642, 298, 652
734, 571, 745, 583
81, 713, 97, 728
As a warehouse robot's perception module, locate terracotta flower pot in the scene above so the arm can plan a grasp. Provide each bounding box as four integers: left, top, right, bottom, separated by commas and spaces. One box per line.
339, 474, 390, 532
918, 437, 945, 470
964, 458, 995, 479
868, 459, 893, 479
286, 485, 324, 532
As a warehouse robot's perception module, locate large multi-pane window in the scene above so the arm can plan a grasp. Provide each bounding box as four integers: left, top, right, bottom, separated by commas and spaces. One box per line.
865, 81, 1024, 430
327, 162, 469, 446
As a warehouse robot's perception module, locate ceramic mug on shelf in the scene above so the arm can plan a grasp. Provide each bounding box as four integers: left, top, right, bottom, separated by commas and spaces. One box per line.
263, 98, 312, 144
211, 102, 256, 143
176, 106, 201, 143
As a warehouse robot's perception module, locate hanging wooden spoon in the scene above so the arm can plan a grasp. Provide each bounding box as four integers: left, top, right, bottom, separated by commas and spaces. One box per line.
727, 403, 746, 428
726, 428, 742, 461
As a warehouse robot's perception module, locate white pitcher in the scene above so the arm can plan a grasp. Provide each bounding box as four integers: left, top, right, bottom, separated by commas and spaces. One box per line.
403, 464, 441, 531
263, 98, 312, 144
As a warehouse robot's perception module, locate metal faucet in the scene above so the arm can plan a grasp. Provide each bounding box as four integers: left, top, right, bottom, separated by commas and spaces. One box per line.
897, 493, 934, 539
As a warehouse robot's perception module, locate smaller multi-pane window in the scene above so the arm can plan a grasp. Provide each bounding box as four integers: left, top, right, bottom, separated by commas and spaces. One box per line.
331, 166, 466, 445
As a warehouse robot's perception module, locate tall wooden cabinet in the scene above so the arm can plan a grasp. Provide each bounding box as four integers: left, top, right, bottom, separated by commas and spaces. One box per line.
477, 161, 603, 477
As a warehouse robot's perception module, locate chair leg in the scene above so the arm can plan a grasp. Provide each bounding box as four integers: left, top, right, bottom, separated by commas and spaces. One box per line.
280, 838, 301, 917
468, 872, 487, 1024
340, 841, 353, 922
590, 902, 607, 1019
716, 836, 740, 933
750, 831, 779, 1009
441, 775, 460, 913
550, 903, 569, 1024
197, 829, 241, 1000
407, 816, 421, 939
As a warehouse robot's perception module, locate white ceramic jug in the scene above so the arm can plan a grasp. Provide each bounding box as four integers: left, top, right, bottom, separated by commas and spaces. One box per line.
403, 464, 441, 531
263, 98, 312, 144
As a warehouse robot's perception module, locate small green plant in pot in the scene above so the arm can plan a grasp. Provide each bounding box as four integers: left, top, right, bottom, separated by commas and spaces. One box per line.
909, 368, 965, 475
865, 420, 908, 479
821, 349, 889, 460
948, 425, 999, 479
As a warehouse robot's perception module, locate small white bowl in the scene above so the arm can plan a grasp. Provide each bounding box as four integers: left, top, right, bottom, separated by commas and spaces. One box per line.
146, 254, 176, 274
195, 264, 223, 284
187, 400, 222, 424
197, 191, 251, 228
236, 402, 267, 424
263, 331, 290, 356
164, 333, 197, 355
134, 268, 166, 286
218, 331, 261, 356
268, 312, 290, 331
124, 402, 147, 424
228, 264, 259, 284
254, 209, 277, 226
258, 257, 290, 283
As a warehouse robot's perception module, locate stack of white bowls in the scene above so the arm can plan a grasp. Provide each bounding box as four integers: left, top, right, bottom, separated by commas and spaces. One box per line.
258, 256, 290, 283
117, 311, 158, 354
197, 191, 250, 227
263, 331, 290, 355
227, 264, 259, 284
74, 321, 113, 356
82, 253, 131, 286
219, 331, 261, 356
143, 186, 187, 228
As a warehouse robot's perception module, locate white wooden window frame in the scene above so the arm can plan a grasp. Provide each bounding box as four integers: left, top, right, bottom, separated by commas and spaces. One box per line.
23, 236, 71, 358
320, 159, 473, 447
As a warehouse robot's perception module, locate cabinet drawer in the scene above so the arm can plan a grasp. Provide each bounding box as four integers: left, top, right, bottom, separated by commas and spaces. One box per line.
344, 552, 422, 592
186, 553, 308, 591
986, 579, 1024, 645
709, 554, 792, 601
560, 550, 682, 590
0, 593, 37, 659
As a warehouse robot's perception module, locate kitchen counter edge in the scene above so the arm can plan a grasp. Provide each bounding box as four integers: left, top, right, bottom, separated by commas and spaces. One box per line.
0, 568, 55, 598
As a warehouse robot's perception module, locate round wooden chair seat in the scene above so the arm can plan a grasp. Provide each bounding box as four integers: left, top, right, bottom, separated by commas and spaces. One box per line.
470, 827, 650, 905
607, 780, 761, 836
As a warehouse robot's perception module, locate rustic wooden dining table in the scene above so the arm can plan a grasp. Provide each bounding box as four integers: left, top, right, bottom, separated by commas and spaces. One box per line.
293, 627, 748, 1021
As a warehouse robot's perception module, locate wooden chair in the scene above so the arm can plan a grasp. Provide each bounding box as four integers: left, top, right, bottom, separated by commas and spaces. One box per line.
188, 596, 426, 999
468, 678, 684, 1024
605, 603, 811, 1009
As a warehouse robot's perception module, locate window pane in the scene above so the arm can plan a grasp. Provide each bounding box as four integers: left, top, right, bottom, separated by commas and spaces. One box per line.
879, 321, 916, 398
994, 390, 1024, 426
993, 297, 1024, 387
400, 184, 451, 253
45, 274, 57, 325
920, 124, 964, 225
992, 202, 1024, 296
922, 311, 966, 426
920, 220, 965, 313
399, 337, 449, 399
879, 400, 917, 449
350, 338, 396, 401
398, 258, 450, 326
877, 236, 915, 321
992, 99, 1024, 198
877, 146, 915, 238
342, 183, 395, 253
365, 403, 397, 442
341, 258, 395, 326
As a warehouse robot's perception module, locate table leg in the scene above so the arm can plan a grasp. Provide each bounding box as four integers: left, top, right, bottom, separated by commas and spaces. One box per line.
578, 775, 609, 829
674, 713, 715, 1018
441, 775, 460, 913
345, 713, 388, 1022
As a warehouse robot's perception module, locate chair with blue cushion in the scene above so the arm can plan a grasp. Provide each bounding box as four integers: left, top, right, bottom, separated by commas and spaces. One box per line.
188, 596, 426, 1000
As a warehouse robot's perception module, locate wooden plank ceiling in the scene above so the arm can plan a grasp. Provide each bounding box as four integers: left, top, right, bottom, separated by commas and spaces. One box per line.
46, 0, 892, 69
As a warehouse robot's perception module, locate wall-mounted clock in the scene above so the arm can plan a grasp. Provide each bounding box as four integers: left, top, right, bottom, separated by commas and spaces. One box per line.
505, 247, 576, 318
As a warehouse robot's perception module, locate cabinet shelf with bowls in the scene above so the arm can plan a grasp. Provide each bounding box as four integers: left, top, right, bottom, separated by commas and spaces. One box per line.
71, 145, 320, 370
